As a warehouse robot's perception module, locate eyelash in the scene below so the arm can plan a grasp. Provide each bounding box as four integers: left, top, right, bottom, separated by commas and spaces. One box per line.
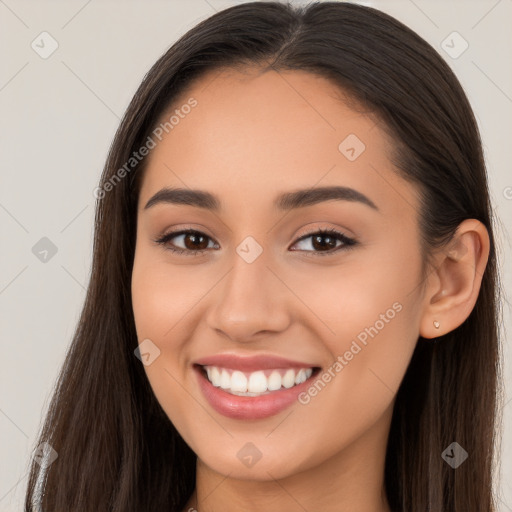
153, 227, 357, 257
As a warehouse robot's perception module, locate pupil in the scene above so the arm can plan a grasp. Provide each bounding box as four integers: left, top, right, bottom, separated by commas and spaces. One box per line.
313, 234, 336, 251
185, 233, 208, 250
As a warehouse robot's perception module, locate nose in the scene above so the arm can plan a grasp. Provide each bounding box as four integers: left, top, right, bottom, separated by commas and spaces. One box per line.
205, 252, 292, 343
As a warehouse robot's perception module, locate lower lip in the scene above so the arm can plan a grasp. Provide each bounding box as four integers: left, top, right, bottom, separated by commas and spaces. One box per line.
194, 365, 319, 420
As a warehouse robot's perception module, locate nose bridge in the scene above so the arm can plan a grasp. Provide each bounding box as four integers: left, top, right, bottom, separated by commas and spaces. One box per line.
205, 240, 291, 341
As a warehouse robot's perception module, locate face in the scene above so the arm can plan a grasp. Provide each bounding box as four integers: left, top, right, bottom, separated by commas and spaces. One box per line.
131, 67, 427, 480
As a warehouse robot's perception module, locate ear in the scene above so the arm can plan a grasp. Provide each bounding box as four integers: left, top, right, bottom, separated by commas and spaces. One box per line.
419, 219, 490, 339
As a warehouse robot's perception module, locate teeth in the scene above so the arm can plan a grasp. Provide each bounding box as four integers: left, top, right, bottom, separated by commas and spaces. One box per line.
220, 369, 231, 389
231, 371, 247, 392
210, 367, 220, 386
282, 369, 295, 388
248, 371, 267, 393
267, 371, 282, 391
203, 366, 314, 395
295, 368, 307, 385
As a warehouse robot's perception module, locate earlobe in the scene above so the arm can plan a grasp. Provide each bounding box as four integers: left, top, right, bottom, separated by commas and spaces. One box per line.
419, 219, 490, 340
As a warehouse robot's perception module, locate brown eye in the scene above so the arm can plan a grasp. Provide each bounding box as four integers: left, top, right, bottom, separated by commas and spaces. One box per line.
181, 232, 209, 250
290, 228, 357, 256
154, 227, 357, 257
311, 233, 338, 251
154, 229, 217, 255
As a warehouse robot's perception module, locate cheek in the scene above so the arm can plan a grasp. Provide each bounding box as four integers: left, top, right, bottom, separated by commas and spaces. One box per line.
130, 267, 191, 441
289, 243, 422, 412
131, 250, 216, 435
289, 241, 422, 344
131, 249, 208, 339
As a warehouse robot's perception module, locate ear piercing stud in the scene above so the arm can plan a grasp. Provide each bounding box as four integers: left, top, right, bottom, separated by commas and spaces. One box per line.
433, 320, 440, 329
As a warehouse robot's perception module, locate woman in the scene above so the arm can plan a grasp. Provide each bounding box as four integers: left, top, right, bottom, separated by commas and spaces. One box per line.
25, 2, 504, 511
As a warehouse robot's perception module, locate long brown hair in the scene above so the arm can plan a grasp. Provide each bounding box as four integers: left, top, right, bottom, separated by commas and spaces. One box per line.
24, 2, 504, 511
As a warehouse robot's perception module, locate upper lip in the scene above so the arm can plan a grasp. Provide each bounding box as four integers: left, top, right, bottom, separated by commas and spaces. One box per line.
193, 353, 320, 372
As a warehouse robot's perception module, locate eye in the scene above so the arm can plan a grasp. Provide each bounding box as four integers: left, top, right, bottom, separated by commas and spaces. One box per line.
153, 227, 357, 256
153, 229, 219, 256
289, 228, 357, 256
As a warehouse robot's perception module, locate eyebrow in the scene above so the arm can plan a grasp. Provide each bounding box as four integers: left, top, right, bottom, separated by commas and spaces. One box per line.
144, 185, 379, 212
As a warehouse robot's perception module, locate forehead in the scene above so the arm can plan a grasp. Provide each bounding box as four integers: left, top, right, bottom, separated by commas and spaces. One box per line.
137, 67, 418, 219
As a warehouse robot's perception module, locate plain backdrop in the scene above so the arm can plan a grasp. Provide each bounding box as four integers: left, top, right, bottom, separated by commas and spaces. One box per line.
0, 0, 511, 510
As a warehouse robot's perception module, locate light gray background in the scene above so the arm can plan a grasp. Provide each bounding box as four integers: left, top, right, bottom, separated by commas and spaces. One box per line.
1, 0, 510, 510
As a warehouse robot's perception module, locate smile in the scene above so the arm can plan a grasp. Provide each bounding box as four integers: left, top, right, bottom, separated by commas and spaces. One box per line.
194, 363, 321, 420
202, 365, 314, 396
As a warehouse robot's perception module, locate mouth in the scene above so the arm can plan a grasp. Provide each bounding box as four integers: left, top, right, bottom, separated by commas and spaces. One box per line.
195, 364, 322, 397
193, 363, 322, 420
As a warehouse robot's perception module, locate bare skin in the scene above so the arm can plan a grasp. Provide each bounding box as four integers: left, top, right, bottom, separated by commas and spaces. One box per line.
130, 66, 490, 512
